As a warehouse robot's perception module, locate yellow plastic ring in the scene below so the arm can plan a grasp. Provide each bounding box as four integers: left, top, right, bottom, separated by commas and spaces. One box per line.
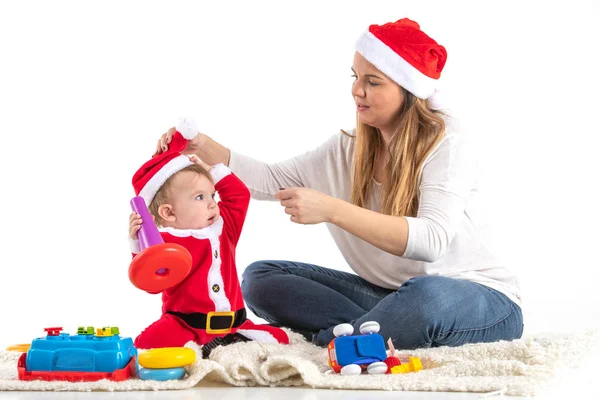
6, 344, 30, 352
137, 347, 196, 369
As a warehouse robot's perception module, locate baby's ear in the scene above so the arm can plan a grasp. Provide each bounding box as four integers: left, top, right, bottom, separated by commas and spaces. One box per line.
158, 204, 176, 222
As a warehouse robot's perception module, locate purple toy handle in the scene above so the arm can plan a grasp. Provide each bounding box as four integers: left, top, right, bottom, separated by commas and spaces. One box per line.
130, 196, 164, 251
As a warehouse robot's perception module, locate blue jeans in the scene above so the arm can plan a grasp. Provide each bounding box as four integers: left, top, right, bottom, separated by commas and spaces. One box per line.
241, 260, 523, 349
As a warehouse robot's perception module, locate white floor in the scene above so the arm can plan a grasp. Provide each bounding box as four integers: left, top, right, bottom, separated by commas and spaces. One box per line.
1, 353, 598, 400
0, 384, 513, 400
1, 378, 598, 400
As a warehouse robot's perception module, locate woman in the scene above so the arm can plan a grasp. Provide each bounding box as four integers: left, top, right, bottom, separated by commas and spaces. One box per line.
155, 18, 523, 349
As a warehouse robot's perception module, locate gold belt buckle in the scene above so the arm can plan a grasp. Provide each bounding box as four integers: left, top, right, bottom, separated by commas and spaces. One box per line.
206, 311, 235, 334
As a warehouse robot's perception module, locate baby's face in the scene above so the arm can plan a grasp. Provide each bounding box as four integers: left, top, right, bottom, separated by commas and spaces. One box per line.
166, 171, 220, 230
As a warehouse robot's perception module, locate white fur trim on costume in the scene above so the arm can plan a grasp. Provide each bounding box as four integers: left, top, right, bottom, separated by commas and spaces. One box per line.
139, 155, 193, 205
236, 329, 278, 344
355, 31, 438, 99
209, 163, 231, 184
159, 218, 230, 311
176, 117, 199, 140
159, 216, 224, 240
128, 237, 141, 254
207, 231, 230, 312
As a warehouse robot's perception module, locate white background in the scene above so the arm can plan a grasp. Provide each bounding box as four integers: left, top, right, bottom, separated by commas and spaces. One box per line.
0, 0, 598, 349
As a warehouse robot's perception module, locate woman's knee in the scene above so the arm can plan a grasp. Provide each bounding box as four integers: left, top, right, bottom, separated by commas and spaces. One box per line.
241, 260, 284, 302
396, 276, 458, 320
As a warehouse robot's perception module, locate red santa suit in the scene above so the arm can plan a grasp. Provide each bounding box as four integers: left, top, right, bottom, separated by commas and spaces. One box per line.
129, 119, 288, 349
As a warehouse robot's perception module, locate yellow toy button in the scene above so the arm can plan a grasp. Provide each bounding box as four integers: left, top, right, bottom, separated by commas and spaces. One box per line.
138, 347, 196, 369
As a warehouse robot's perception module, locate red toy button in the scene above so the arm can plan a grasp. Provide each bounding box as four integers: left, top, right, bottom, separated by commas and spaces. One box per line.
44, 327, 63, 336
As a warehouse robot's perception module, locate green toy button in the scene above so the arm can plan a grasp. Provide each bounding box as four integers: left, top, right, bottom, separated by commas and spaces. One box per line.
77, 326, 95, 335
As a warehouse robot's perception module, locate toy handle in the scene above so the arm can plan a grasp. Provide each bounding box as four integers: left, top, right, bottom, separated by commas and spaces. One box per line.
130, 196, 163, 250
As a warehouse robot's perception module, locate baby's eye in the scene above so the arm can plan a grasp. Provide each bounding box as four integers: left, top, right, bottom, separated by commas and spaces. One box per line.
212, 193, 216, 199
196, 194, 204, 200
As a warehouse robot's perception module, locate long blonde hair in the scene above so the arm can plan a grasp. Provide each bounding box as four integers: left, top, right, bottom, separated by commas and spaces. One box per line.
347, 90, 446, 217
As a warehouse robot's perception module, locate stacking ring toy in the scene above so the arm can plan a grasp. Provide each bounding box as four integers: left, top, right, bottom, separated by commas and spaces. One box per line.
138, 366, 186, 381
129, 196, 192, 293
6, 344, 30, 352
138, 347, 196, 369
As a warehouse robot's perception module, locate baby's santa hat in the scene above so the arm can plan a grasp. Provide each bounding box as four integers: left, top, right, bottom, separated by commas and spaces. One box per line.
355, 18, 448, 108
132, 117, 199, 206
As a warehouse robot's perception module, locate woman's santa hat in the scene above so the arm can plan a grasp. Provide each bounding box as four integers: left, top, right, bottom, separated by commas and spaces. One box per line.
355, 18, 447, 108
132, 118, 199, 206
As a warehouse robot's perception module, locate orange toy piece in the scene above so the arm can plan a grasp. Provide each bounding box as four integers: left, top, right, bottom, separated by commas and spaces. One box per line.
6, 344, 30, 352
390, 356, 423, 374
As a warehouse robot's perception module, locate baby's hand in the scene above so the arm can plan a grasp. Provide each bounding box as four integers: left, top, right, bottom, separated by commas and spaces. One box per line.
189, 155, 211, 171
129, 212, 143, 240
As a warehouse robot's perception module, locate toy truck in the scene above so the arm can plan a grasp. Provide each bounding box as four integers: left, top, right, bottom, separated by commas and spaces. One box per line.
17, 326, 137, 382
327, 321, 388, 375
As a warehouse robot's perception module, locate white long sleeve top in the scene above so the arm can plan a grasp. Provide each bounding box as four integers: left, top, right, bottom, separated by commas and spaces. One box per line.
228, 118, 521, 306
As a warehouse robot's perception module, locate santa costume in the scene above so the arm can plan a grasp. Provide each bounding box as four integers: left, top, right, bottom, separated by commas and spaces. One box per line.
129, 118, 289, 349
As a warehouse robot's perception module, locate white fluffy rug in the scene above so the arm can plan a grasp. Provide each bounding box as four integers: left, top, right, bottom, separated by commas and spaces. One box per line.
1, 329, 598, 397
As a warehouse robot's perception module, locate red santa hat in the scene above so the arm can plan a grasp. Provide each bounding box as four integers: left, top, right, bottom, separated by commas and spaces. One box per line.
355, 18, 447, 103
132, 117, 199, 206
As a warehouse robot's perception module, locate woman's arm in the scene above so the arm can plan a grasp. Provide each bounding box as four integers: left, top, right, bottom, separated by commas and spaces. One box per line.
226, 133, 344, 200
275, 187, 409, 256
279, 133, 476, 262
194, 133, 232, 166
338, 134, 475, 262
158, 128, 346, 201
329, 198, 410, 257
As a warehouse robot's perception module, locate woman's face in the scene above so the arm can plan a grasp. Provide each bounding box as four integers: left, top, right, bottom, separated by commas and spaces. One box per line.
351, 52, 405, 134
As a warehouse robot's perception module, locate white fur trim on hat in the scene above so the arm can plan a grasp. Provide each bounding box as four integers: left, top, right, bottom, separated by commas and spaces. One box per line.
427, 89, 449, 111
139, 155, 193, 205
176, 117, 199, 140
355, 31, 438, 99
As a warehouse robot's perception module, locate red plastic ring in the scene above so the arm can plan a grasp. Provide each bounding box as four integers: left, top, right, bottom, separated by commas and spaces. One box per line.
129, 243, 192, 293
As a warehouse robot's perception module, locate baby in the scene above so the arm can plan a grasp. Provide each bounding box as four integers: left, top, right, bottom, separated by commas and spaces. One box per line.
128, 118, 288, 352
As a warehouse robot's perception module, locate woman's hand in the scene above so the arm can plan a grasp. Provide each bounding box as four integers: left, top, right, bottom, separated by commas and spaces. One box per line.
154, 127, 204, 156
275, 188, 339, 225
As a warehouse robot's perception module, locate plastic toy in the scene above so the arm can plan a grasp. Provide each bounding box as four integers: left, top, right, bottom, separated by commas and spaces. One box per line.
137, 347, 196, 369
137, 347, 195, 381
129, 196, 192, 293
390, 356, 422, 374
6, 344, 30, 352
327, 321, 388, 375
17, 326, 137, 382
138, 366, 186, 381
385, 337, 422, 374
